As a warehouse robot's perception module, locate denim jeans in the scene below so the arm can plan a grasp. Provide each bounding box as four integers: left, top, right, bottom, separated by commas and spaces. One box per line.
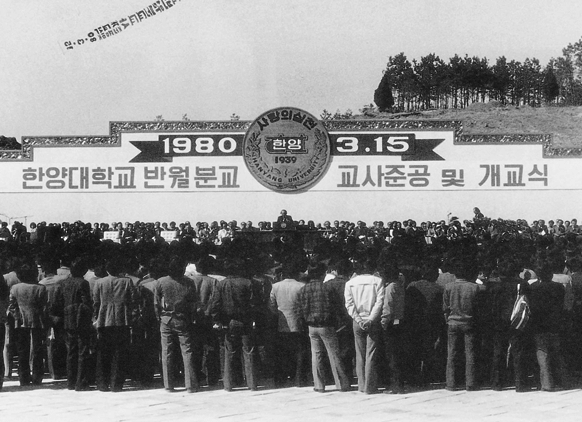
446, 324, 477, 390
223, 319, 256, 390
308, 326, 351, 391
353, 320, 381, 393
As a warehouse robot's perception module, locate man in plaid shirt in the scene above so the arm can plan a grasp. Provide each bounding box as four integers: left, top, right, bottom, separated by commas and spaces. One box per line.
299, 263, 351, 392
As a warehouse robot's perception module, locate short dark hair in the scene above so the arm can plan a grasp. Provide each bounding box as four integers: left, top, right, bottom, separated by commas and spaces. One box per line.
537, 262, 554, 283
196, 255, 215, 275
168, 256, 187, 279
420, 262, 439, 282
353, 252, 376, 275
16, 261, 38, 284
70, 257, 89, 278
447, 257, 479, 281
41, 256, 60, 275
106, 258, 125, 277
305, 262, 327, 281
281, 255, 307, 278
328, 258, 352, 277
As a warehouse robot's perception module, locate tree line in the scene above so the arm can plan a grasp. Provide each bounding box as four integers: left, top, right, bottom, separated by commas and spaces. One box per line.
374, 36, 582, 112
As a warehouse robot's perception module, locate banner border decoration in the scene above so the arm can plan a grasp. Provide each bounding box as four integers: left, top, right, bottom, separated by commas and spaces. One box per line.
0, 119, 577, 162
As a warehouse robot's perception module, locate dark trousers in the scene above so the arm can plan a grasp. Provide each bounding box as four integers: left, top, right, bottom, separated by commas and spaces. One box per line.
534, 332, 563, 391
383, 322, 406, 391
491, 329, 511, 389
160, 319, 199, 391
65, 329, 92, 390
571, 307, 582, 371
336, 322, 355, 380
273, 331, 309, 387
223, 320, 256, 391
130, 324, 160, 384
410, 321, 445, 385
446, 324, 477, 390
0, 323, 5, 388
512, 330, 538, 390
47, 325, 67, 379
193, 322, 220, 387
96, 326, 130, 391
253, 323, 277, 387
15, 327, 45, 385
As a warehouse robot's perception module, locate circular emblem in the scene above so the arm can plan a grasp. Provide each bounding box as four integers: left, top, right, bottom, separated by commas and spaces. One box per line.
243, 107, 331, 192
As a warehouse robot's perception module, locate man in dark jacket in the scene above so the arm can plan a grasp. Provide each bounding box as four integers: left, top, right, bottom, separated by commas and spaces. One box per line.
443, 250, 485, 391
325, 259, 355, 380
485, 259, 521, 391
188, 255, 220, 388
133, 258, 162, 386
528, 263, 566, 391
0, 273, 8, 390
57, 257, 93, 390
39, 256, 68, 381
9, 260, 46, 386
208, 258, 257, 391
155, 256, 199, 393
406, 262, 445, 386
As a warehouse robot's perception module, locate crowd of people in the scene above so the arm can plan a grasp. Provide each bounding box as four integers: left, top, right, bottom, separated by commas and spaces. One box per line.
1, 207, 581, 396
4, 207, 581, 246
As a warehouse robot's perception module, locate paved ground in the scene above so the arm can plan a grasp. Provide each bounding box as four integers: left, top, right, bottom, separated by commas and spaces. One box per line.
1, 377, 582, 422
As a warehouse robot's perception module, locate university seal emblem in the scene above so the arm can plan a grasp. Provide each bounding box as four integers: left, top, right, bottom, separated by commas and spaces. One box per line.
243, 107, 331, 192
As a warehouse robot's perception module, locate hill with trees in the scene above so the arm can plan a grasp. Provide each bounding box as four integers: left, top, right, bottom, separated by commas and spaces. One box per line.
373, 36, 582, 112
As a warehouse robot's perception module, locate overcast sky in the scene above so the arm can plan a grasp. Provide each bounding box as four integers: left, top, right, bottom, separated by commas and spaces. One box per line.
1, 0, 581, 141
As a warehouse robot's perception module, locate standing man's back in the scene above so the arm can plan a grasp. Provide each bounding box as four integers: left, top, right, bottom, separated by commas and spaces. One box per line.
344, 255, 384, 394
92, 257, 134, 392
442, 251, 484, 391
269, 258, 308, 387
208, 258, 257, 391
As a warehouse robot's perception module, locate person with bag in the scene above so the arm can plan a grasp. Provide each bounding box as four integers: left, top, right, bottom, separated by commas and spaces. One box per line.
486, 259, 522, 391
509, 271, 536, 392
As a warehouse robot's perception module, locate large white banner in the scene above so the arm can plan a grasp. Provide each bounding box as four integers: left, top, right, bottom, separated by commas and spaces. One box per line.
0, 109, 579, 223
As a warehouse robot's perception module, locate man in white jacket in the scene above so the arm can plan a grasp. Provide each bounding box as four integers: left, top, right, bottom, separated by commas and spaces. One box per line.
344, 255, 384, 394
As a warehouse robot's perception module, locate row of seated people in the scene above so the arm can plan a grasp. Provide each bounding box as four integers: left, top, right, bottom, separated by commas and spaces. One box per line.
2, 211, 582, 246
